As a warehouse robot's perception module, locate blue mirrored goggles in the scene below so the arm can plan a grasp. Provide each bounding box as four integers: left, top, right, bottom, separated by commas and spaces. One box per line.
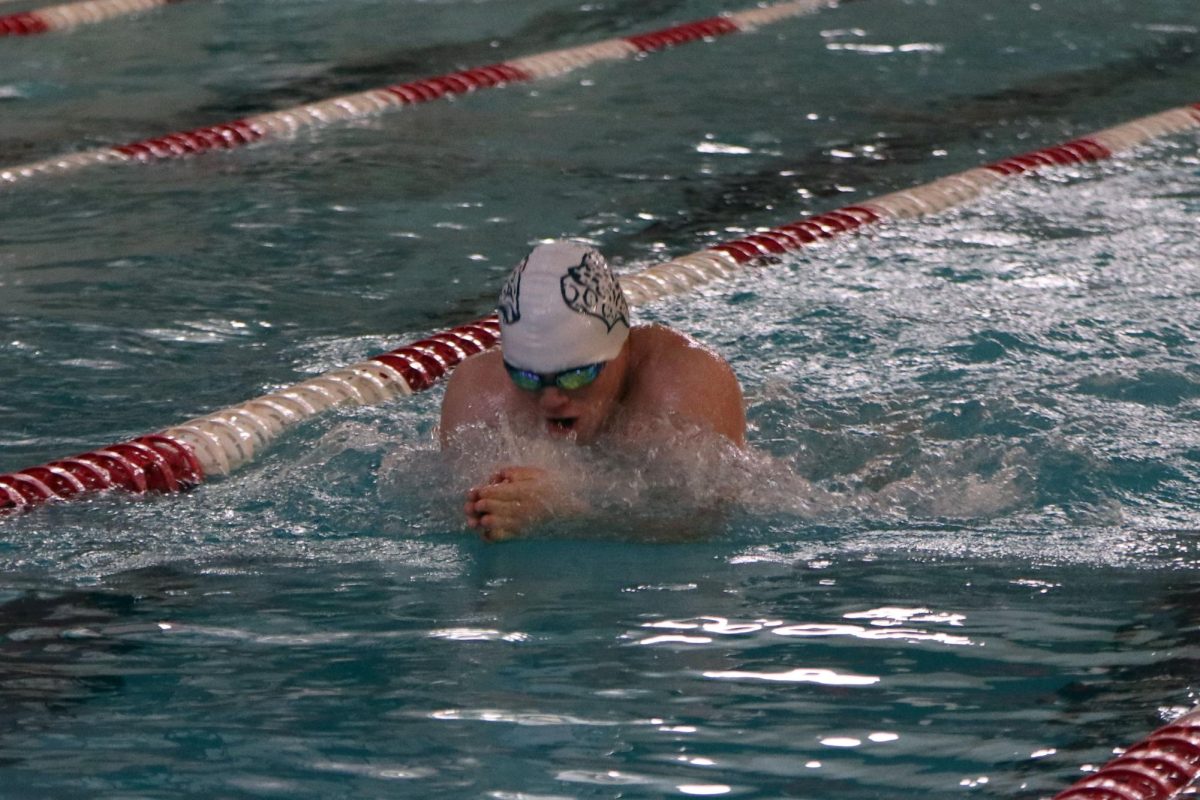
503, 360, 606, 392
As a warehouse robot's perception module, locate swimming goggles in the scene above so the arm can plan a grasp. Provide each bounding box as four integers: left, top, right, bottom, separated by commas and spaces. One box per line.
503, 360, 606, 392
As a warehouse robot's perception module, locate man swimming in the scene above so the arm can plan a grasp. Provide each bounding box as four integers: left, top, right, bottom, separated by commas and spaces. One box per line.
439, 240, 746, 541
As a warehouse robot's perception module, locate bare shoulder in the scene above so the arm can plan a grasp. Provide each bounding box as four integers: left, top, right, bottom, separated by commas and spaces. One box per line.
439, 348, 510, 445
627, 325, 746, 445
631, 324, 739, 383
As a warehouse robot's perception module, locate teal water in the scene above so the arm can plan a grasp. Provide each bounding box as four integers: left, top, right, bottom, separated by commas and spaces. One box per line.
2, 0, 1200, 797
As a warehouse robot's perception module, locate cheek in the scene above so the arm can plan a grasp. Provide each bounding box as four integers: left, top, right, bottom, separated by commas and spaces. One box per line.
576, 387, 617, 424
512, 392, 546, 422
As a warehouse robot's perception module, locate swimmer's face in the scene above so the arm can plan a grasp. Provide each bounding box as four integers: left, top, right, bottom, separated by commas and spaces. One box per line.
509, 346, 628, 443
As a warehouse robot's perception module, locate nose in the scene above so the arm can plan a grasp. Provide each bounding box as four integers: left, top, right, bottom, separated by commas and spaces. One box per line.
537, 386, 570, 413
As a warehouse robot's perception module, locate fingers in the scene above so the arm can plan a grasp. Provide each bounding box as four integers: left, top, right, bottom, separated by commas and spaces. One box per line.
476, 481, 542, 504
471, 493, 544, 542
479, 522, 517, 542
463, 491, 522, 537
463, 466, 554, 542
472, 496, 526, 526
464, 502, 482, 529
464, 483, 488, 524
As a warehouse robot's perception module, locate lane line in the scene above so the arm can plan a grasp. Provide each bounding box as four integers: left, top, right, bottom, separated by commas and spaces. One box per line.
0, 0, 842, 185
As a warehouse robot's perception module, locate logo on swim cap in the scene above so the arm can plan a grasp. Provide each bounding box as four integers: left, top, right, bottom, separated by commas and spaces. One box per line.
561, 249, 629, 333
497, 255, 526, 325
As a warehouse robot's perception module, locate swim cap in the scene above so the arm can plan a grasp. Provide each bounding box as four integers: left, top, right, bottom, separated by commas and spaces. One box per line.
497, 241, 631, 373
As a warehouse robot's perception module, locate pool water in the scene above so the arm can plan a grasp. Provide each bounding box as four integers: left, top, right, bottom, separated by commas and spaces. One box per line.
2, 0, 1200, 797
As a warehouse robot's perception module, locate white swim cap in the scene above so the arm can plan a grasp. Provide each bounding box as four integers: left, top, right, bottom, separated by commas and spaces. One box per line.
497, 241, 631, 373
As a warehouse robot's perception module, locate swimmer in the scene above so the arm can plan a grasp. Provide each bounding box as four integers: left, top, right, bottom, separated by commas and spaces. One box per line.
439, 240, 746, 541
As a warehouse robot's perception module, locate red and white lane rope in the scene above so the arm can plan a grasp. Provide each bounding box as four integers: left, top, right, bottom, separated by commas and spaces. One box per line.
0, 0, 183, 36
1052, 707, 1200, 800
0, 0, 841, 184
2, 101, 1198, 512
0, 316, 502, 509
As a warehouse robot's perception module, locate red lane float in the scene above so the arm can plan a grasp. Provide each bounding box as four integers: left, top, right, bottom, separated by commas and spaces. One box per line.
113, 119, 266, 162
986, 136, 1112, 176
4, 104, 1200, 511
1053, 708, 1200, 800
697, 131, 1116, 265
368, 317, 501, 394
0, 0, 843, 183
711, 206, 885, 264
111, 65, 535, 162
626, 16, 740, 52
0, 0, 186, 37
0, 434, 203, 508
0, 11, 48, 35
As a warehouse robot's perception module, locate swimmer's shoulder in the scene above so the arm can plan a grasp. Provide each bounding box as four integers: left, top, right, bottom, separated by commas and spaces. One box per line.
627, 324, 746, 445
630, 324, 736, 376
442, 347, 507, 398
439, 348, 510, 444
629, 323, 696, 356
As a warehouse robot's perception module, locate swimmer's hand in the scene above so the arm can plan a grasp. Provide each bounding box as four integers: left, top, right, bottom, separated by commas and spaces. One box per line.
464, 466, 585, 542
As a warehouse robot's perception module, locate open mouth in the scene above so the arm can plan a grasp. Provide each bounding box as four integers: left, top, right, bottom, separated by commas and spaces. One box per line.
547, 417, 577, 435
